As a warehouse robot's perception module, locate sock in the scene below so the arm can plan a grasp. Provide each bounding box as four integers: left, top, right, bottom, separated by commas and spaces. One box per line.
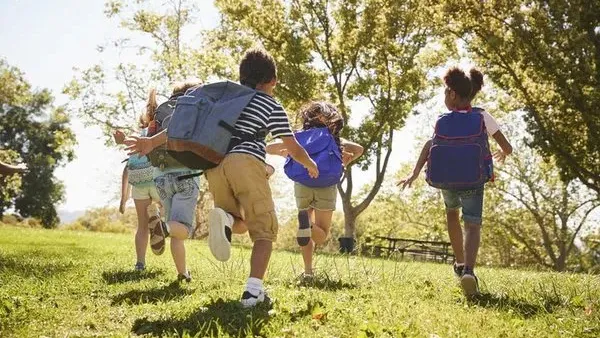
464, 266, 474, 275
245, 277, 263, 296
298, 210, 310, 229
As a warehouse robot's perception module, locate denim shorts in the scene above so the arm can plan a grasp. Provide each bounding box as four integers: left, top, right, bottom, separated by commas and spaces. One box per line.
441, 187, 484, 225
154, 171, 200, 235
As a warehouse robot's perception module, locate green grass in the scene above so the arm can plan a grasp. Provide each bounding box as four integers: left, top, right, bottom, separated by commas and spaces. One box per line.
0, 226, 599, 337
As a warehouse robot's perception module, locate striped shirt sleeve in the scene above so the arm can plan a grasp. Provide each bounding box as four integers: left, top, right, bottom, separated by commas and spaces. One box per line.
268, 104, 293, 138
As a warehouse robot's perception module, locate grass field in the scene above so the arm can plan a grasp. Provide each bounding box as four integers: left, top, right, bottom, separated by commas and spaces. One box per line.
0, 226, 599, 337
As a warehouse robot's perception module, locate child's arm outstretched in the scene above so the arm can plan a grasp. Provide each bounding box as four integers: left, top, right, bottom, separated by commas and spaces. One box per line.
340, 139, 364, 166
0, 160, 26, 176
124, 130, 167, 156
398, 139, 432, 190
266, 140, 288, 158
490, 131, 513, 163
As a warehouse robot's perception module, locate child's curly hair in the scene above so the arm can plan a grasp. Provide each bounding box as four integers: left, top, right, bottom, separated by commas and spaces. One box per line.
300, 101, 344, 144
443, 67, 484, 100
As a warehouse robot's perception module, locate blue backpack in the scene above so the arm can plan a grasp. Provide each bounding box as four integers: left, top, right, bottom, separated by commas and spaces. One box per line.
166, 81, 264, 170
426, 107, 493, 190
284, 127, 343, 188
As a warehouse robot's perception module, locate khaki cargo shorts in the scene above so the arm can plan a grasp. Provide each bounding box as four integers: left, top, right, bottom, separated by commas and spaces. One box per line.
205, 153, 278, 242
294, 183, 337, 211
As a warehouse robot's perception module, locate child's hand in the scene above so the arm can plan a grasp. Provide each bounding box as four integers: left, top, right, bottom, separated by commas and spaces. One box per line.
397, 173, 418, 190
493, 150, 507, 164
305, 160, 319, 179
265, 163, 275, 179
124, 136, 153, 156
113, 130, 126, 145
119, 199, 126, 214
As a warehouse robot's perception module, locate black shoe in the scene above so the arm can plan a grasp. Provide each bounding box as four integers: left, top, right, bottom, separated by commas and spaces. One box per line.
177, 271, 192, 283
453, 263, 465, 278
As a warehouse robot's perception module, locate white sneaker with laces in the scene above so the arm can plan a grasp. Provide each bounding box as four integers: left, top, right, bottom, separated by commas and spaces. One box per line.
208, 208, 233, 261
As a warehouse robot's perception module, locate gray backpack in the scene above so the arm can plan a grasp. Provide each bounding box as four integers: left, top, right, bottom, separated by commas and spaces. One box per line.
166, 81, 265, 170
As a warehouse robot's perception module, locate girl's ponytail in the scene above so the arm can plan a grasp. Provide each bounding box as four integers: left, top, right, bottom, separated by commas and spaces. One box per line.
139, 88, 158, 128
469, 68, 484, 99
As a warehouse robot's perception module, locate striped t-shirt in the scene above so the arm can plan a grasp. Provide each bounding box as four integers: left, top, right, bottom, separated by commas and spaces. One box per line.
229, 91, 293, 162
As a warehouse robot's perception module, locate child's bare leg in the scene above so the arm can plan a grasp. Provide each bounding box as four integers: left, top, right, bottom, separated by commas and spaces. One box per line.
301, 209, 332, 275
133, 198, 152, 264
301, 240, 315, 275
232, 216, 248, 234
250, 240, 272, 279
312, 209, 332, 245
170, 237, 187, 275
446, 209, 465, 264
464, 222, 481, 269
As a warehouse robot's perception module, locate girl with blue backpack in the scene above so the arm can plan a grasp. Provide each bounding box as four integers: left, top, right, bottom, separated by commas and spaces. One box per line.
267, 101, 363, 279
113, 89, 162, 272
399, 68, 513, 297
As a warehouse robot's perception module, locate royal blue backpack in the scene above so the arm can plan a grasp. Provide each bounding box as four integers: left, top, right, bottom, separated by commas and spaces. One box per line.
284, 127, 343, 188
426, 107, 494, 190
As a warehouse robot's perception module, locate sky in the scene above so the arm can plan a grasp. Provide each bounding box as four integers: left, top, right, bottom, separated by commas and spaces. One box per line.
0, 0, 436, 223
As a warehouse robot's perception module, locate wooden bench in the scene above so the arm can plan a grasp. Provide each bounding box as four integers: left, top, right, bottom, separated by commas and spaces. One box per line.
362, 236, 455, 263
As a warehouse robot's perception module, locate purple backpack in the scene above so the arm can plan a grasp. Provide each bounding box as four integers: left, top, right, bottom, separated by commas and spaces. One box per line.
426, 107, 494, 190
284, 127, 343, 187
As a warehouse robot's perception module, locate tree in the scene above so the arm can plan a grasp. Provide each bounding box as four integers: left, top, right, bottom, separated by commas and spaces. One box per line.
64, 0, 218, 221
443, 0, 600, 193
64, 0, 209, 140
486, 145, 599, 272
0, 60, 76, 227
212, 0, 440, 243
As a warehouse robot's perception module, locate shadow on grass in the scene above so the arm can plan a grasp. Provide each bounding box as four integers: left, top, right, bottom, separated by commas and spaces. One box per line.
470, 292, 554, 318
112, 281, 194, 305
0, 252, 74, 279
131, 298, 272, 336
102, 269, 163, 285
293, 274, 358, 291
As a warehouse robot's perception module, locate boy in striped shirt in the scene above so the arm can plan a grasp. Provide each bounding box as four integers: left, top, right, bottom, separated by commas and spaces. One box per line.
206, 48, 319, 307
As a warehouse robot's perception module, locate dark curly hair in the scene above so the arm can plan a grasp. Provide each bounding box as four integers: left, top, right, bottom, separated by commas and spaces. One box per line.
300, 101, 344, 145
239, 48, 277, 89
443, 67, 484, 100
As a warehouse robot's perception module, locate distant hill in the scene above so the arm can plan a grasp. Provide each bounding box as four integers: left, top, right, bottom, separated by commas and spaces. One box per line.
58, 209, 85, 224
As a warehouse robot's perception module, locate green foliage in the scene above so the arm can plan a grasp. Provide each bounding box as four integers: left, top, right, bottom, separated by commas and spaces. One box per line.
484, 144, 600, 272
0, 150, 22, 212
444, 0, 600, 193
64, 0, 210, 141
0, 59, 76, 228
1, 227, 599, 337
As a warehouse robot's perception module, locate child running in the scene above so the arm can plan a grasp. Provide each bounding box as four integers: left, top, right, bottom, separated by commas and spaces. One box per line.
113, 89, 162, 271
125, 81, 202, 282
266, 101, 363, 278
204, 49, 319, 307
399, 68, 513, 297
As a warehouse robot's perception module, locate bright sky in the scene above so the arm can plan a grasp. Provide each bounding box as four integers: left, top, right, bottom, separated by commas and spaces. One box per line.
0, 0, 435, 222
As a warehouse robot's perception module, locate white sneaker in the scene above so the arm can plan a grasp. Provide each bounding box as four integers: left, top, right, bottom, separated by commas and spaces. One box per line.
240, 290, 270, 308
208, 208, 233, 261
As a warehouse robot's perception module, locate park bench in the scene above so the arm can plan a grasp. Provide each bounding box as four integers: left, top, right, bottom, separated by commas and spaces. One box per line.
362, 236, 455, 263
